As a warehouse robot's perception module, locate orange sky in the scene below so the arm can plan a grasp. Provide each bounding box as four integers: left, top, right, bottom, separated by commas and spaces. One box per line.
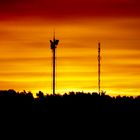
0, 0, 140, 97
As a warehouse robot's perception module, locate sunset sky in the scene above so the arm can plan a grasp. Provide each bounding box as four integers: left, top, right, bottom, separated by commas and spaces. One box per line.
0, 0, 140, 97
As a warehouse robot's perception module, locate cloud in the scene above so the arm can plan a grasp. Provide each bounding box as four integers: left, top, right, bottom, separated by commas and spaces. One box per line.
0, 0, 140, 20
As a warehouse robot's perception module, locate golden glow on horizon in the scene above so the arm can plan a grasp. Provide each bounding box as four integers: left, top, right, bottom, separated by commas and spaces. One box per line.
0, 18, 140, 97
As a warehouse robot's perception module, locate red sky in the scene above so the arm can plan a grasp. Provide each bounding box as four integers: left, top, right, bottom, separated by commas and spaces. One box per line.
0, 0, 140, 19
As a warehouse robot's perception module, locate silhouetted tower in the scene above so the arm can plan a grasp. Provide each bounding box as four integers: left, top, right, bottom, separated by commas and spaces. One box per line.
98, 42, 101, 95
50, 33, 59, 95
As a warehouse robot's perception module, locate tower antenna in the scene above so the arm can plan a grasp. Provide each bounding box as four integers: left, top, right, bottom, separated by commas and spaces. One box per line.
50, 32, 59, 95
98, 42, 101, 95
53, 29, 55, 40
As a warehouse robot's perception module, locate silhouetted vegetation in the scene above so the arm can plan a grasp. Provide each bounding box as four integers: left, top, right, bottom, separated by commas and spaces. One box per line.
0, 89, 140, 135
1, 89, 140, 116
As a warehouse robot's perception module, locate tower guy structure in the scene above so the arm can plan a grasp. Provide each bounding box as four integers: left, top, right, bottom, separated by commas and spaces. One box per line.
50, 33, 59, 95
98, 42, 101, 95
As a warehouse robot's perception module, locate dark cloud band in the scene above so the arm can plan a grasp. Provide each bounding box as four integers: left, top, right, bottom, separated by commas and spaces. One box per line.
0, 0, 140, 20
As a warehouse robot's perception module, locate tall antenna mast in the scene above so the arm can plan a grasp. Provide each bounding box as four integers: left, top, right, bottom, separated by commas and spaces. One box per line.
50, 32, 59, 95
98, 42, 101, 95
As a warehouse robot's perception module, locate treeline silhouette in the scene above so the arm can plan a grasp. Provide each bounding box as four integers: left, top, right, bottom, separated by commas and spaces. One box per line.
1, 89, 140, 115
1, 89, 140, 135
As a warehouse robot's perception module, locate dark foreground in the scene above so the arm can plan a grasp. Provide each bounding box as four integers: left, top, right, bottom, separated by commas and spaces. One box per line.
1, 90, 140, 114
0, 90, 140, 136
